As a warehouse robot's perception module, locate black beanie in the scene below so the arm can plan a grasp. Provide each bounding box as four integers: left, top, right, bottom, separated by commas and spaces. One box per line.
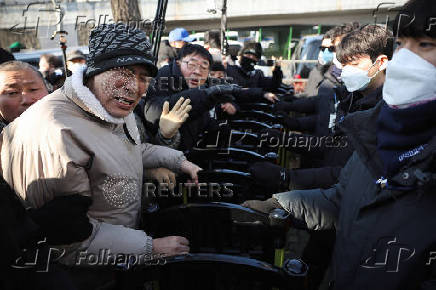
85, 24, 157, 79
239, 42, 262, 59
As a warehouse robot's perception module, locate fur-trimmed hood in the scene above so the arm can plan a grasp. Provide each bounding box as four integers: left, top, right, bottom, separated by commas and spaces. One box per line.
67, 64, 126, 125
65, 64, 140, 144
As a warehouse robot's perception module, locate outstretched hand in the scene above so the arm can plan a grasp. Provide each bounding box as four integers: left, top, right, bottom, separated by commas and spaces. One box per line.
159, 97, 192, 139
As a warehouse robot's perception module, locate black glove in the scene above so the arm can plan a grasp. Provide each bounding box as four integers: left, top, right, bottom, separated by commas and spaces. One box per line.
241, 198, 284, 214
249, 162, 290, 193
272, 100, 294, 113
202, 84, 240, 103
28, 195, 93, 245
276, 111, 300, 130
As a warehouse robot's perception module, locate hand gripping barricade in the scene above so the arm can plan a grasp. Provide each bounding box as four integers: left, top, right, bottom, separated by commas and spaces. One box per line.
130, 202, 308, 290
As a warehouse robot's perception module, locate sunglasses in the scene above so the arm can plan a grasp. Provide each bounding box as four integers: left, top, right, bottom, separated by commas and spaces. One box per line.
320, 46, 336, 52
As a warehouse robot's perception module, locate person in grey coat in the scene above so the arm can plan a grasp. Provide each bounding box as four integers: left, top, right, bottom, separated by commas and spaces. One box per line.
1, 24, 201, 267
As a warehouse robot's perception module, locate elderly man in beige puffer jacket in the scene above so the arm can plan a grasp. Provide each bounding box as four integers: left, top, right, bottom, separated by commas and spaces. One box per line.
0, 24, 201, 265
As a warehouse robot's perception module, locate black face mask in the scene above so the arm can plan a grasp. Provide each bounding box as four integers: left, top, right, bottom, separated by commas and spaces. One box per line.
240, 56, 256, 72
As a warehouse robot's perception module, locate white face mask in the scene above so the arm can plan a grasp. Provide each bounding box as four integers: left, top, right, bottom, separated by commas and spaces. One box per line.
70, 63, 87, 74
341, 60, 379, 92
383, 48, 436, 108
332, 53, 342, 69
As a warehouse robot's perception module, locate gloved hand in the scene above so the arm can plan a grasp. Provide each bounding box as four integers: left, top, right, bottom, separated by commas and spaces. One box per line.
144, 167, 177, 190
202, 84, 240, 103
28, 195, 93, 245
241, 198, 284, 214
272, 100, 294, 113
159, 97, 192, 139
249, 162, 290, 192
275, 111, 299, 130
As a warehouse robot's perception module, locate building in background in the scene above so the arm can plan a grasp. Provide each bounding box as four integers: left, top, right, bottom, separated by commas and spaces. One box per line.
0, 0, 406, 59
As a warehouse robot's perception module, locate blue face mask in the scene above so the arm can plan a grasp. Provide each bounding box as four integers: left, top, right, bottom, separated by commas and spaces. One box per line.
318, 48, 334, 65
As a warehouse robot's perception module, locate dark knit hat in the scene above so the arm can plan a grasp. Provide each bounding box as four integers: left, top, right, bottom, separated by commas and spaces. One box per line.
239, 42, 262, 59
85, 24, 157, 78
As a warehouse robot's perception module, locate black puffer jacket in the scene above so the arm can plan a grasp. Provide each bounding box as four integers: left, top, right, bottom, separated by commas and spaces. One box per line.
274, 101, 436, 290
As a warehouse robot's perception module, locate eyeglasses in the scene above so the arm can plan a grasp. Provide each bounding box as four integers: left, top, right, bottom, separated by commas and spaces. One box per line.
319, 46, 336, 52
182, 60, 209, 73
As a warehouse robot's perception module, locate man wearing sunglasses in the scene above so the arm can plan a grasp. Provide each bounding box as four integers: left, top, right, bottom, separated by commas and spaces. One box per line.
305, 23, 358, 97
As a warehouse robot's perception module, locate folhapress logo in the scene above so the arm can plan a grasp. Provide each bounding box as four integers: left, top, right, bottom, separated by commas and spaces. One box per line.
361, 237, 415, 273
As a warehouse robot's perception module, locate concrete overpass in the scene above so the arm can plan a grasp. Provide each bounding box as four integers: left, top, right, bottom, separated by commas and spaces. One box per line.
0, 0, 407, 48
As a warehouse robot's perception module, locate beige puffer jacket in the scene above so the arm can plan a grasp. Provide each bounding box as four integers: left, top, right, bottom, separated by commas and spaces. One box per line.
0, 66, 186, 265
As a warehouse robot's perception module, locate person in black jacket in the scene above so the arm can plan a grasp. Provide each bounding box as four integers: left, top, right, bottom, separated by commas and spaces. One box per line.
226, 42, 283, 91
253, 25, 393, 191
249, 25, 392, 290
272, 22, 360, 137
244, 1, 436, 288
141, 44, 241, 151
271, 23, 355, 173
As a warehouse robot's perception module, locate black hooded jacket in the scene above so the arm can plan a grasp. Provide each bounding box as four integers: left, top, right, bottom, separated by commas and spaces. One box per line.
286, 85, 383, 189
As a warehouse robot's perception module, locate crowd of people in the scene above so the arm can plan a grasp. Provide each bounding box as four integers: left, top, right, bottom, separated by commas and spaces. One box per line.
0, 0, 435, 289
